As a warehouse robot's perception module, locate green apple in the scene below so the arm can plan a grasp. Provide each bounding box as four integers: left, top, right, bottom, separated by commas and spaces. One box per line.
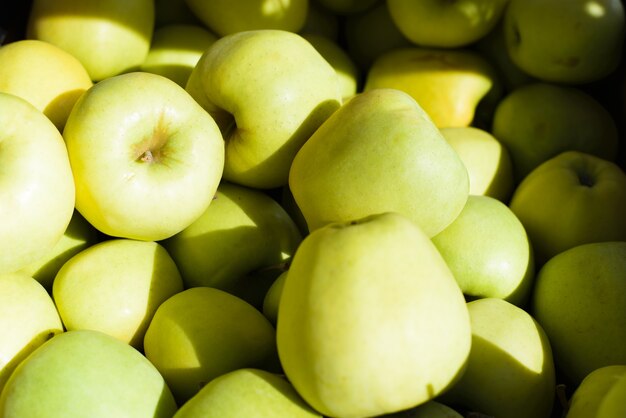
432, 195, 535, 307
277, 212, 471, 418
52, 239, 184, 350
280, 185, 309, 236
0, 273, 63, 392
26, 0, 154, 81
18, 210, 102, 292
503, 0, 626, 84
440, 298, 556, 418
314, 0, 379, 15
0, 330, 177, 418
509, 151, 626, 265
343, 2, 413, 71
144, 287, 278, 404
386, 0, 510, 48
440, 127, 514, 202
63, 71, 225, 242
566, 365, 626, 418
492, 82, 620, 182
289, 88, 469, 237
0, 39, 92, 131
262, 270, 288, 325
299, 1, 340, 41
140, 24, 219, 88
364, 47, 501, 128
0, 92, 75, 275
380, 401, 463, 418
531, 241, 626, 386
225, 264, 288, 312
186, 29, 341, 189
184, 0, 308, 36
162, 181, 302, 291
174, 368, 321, 418
302, 33, 359, 100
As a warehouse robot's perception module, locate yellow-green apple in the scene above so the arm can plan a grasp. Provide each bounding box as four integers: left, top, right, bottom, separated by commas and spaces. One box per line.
492, 82, 620, 182
432, 195, 535, 307
280, 186, 309, 236
143, 287, 278, 404
225, 264, 288, 312
173, 368, 321, 418
184, 0, 308, 36
18, 210, 102, 292
52, 239, 184, 350
531, 241, 626, 386
509, 151, 626, 265
277, 212, 471, 418
26, 0, 154, 81
440, 298, 556, 418
289, 88, 469, 237
186, 29, 341, 189
0, 39, 92, 131
63, 71, 225, 242
0, 273, 63, 392
503, 0, 626, 84
314, 0, 379, 15
140, 24, 219, 88
566, 365, 626, 418
0, 330, 177, 418
343, 2, 412, 71
364, 47, 501, 128
262, 270, 288, 325
299, 1, 340, 40
380, 401, 463, 417
440, 127, 514, 202
302, 33, 360, 100
162, 181, 302, 291
386, 0, 510, 48
0, 92, 75, 275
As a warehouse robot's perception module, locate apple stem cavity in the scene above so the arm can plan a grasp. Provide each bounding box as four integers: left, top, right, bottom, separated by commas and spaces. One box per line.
577, 171, 595, 187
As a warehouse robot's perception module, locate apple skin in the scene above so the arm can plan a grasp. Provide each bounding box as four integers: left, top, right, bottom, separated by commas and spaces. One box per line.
0, 39, 92, 131
161, 181, 302, 291
63, 71, 225, 242
262, 270, 288, 325
52, 239, 184, 351
277, 212, 471, 418
503, 0, 626, 84
380, 401, 463, 418
0, 273, 63, 393
184, 0, 308, 36
531, 241, 626, 386
143, 287, 278, 405
140, 24, 219, 88
567, 365, 626, 418
0, 330, 177, 418
364, 47, 500, 128
0, 92, 75, 275
386, 0, 509, 48
289, 88, 469, 237
314, 0, 379, 15
440, 127, 514, 202
509, 151, 626, 265
432, 195, 535, 307
26, 0, 154, 81
173, 368, 321, 418
186, 29, 341, 189
492, 82, 620, 182
440, 298, 556, 418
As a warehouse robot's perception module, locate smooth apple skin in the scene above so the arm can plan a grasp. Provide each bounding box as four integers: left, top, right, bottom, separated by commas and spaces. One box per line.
531, 241, 626, 386
567, 365, 626, 418
504, 0, 626, 84
509, 151, 626, 265
26, 0, 155, 81
52, 239, 184, 351
289, 88, 469, 237
380, 401, 463, 418
0, 273, 63, 393
277, 212, 471, 418
173, 368, 322, 418
432, 195, 535, 307
186, 29, 341, 189
440, 298, 556, 418
387, 0, 510, 48
0, 92, 75, 275
64, 71, 225, 242
0, 39, 92, 131
0, 330, 178, 418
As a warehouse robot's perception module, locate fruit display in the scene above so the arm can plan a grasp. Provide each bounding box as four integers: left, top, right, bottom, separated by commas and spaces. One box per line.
0, 1, 625, 417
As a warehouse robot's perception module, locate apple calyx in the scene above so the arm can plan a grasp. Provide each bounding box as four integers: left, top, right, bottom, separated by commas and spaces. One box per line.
133, 116, 170, 165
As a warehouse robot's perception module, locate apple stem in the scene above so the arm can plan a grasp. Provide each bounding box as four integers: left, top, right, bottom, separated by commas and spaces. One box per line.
555, 383, 570, 416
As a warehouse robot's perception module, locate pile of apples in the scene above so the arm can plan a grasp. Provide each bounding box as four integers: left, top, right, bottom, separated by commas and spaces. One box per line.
1, 0, 626, 417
